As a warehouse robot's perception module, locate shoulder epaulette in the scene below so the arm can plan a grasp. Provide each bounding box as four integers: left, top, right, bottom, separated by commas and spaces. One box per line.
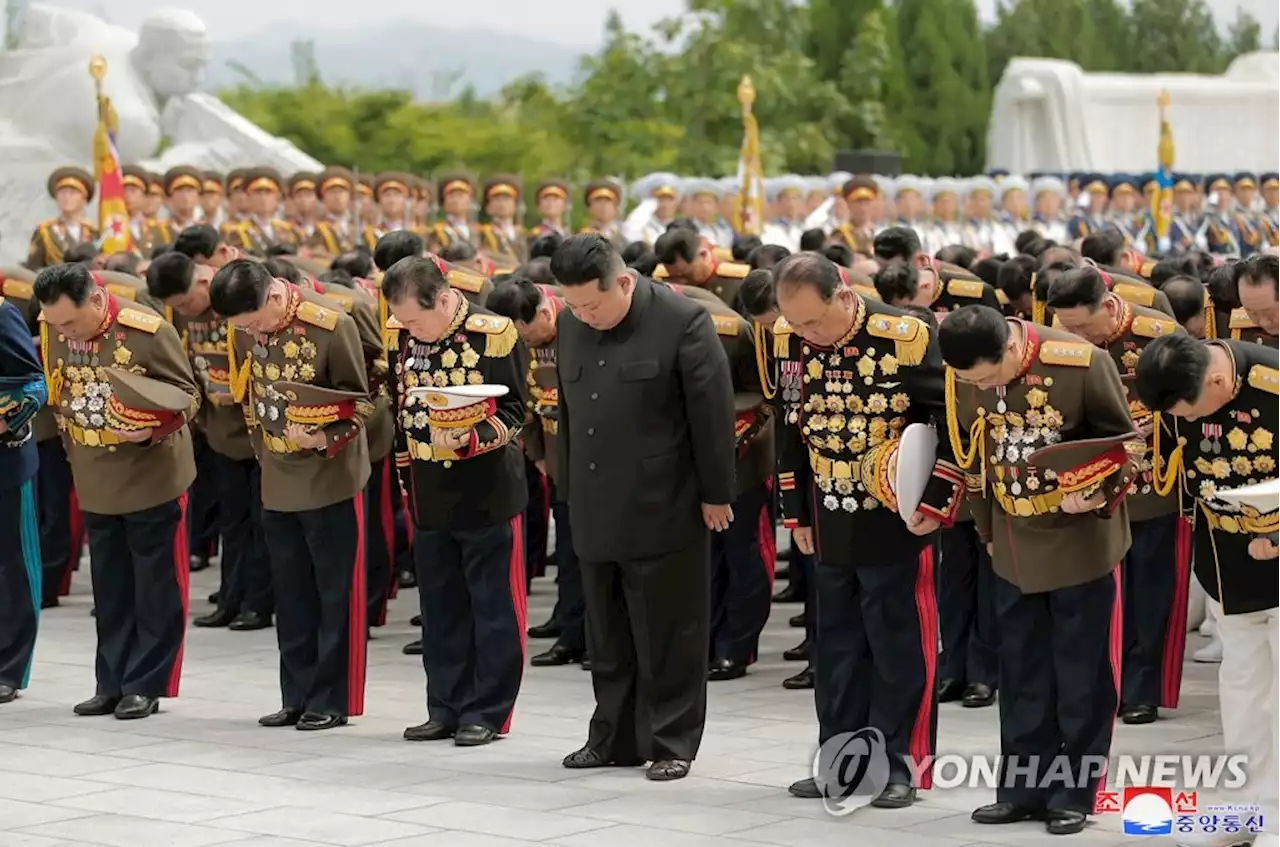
711, 313, 741, 337
465, 312, 517, 358
946, 278, 986, 299
446, 269, 485, 294
1039, 340, 1093, 367
712, 246, 734, 262
324, 290, 355, 313
853, 284, 881, 302
385, 316, 404, 330
1131, 315, 1177, 339
1112, 281, 1155, 307
866, 312, 929, 366
1248, 364, 1279, 395
2, 279, 33, 300
1229, 307, 1257, 330
996, 289, 1010, 306
117, 308, 162, 334
1138, 258, 1157, 279
772, 315, 792, 358
106, 282, 137, 301
652, 264, 669, 280
297, 300, 339, 331
716, 261, 750, 279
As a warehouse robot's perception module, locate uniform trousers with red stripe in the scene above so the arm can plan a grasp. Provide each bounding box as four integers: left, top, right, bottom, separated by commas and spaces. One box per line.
415, 517, 526, 733
1121, 514, 1189, 709
813, 548, 939, 787
993, 568, 1120, 814
84, 497, 189, 698
709, 482, 775, 665
261, 497, 367, 718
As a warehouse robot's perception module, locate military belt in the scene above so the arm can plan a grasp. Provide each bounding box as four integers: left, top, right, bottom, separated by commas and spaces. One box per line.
405, 436, 461, 463
1201, 505, 1279, 536
60, 420, 122, 447
808, 448, 864, 486
994, 488, 1064, 517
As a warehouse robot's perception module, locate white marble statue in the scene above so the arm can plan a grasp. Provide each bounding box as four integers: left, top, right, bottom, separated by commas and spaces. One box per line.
0, 3, 321, 263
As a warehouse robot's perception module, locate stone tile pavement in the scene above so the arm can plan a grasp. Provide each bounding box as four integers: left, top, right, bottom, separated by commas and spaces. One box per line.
0, 563, 1225, 847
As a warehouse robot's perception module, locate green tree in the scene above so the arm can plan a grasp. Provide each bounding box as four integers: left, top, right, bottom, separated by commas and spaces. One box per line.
985, 0, 1132, 85
1126, 0, 1225, 73
1224, 8, 1263, 59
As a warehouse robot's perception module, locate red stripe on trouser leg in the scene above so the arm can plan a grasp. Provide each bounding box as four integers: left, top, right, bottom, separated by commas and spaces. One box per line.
166, 494, 191, 697
1160, 517, 1192, 709
909, 545, 939, 789
61, 488, 84, 595
1094, 566, 1123, 813
377, 460, 395, 626
347, 496, 368, 717
760, 478, 777, 592
500, 514, 527, 735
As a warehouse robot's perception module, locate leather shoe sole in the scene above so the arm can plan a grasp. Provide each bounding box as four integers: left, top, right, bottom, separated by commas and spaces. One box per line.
782, 668, 814, 690
0, 685, 16, 704
562, 747, 643, 768
296, 713, 347, 731
972, 802, 1046, 824
229, 613, 272, 631
404, 720, 456, 741
707, 663, 746, 681
114, 696, 158, 720
1121, 706, 1158, 725
961, 683, 996, 708
871, 784, 916, 808
646, 759, 690, 781
1045, 809, 1087, 835
454, 725, 499, 747
402, 639, 423, 655
531, 647, 583, 667
788, 777, 822, 798
73, 695, 121, 717
259, 709, 302, 727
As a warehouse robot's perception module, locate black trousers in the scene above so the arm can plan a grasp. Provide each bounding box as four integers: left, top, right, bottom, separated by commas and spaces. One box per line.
795, 543, 817, 643
187, 432, 220, 560
364, 457, 397, 627
710, 483, 775, 664
36, 438, 79, 601
814, 550, 939, 786
994, 568, 1120, 813
0, 481, 41, 689
261, 497, 366, 717
211, 452, 272, 617
938, 522, 998, 688
415, 516, 525, 732
1122, 514, 1189, 709
392, 464, 414, 579
548, 496, 585, 653
581, 535, 710, 762
524, 460, 550, 588
85, 497, 189, 698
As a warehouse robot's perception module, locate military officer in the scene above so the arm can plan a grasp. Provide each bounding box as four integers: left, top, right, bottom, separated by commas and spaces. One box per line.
623, 173, 681, 245
287, 171, 320, 239
307, 166, 358, 257
223, 168, 303, 256
372, 231, 493, 309
1233, 253, 1279, 345
27, 167, 99, 271
1231, 173, 1265, 257
476, 175, 526, 261
872, 226, 1002, 313
1047, 266, 1190, 723
163, 165, 202, 235
382, 256, 528, 746
1202, 174, 1241, 257
1030, 175, 1069, 244
0, 296, 47, 704
211, 258, 372, 730
34, 263, 200, 720
199, 171, 226, 231
939, 304, 1139, 835
761, 176, 809, 254
684, 179, 734, 248
222, 169, 251, 235
579, 179, 627, 249
1067, 174, 1109, 241
652, 228, 751, 312
1104, 174, 1143, 247
1261, 172, 1279, 248
529, 179, 570, 240
123, 165, 171, 257
429, 173, 479, 252
142, 172, 165, 220
360, 172, 418, 251
922, 177, 964, 257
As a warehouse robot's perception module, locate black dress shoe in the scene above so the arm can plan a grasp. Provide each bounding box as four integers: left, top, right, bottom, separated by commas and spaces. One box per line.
229, 611, 272, 631
788, 777, 822, 798
871, 782, 917, 808
782, 666, 814, 690
189, 555, 211, 572
580, 657, 593, 671
41, 596, 59, 609
646, 759, 690, 781
114, 694, 158, 720
783, 639, 810, 662
207, 591, 220, 605
772, 584, 804, 603
527, 619, 561, 639
454, 724, 499, 747
562, 746, 644, 769
962, 682, 995, 708
971, 802, 1046, 824
707, 658, 746, 681
398, 569, 417, 589
938, 678, 965, 702
73, 694, 121, 716
403, 719, 455, 741
402, 639, 423, 655
259, 708, 302, 727
1045, 808, 1087, 835
1120, 704, 1158, 725
296, 712, 347, 731
531, 644, 583, 667
788, 611, 807, 628
0, 684, 16, 704
193, 608, 236, 628
409, 614, 422, 627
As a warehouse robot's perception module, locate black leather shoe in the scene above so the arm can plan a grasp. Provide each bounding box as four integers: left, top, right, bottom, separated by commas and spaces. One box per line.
296, 712, 347, 731
783, 639, 810, 662
259, 708, 302, 727
189, 555, 211, 572
772, 584, 804, 603
207, 591, 220, 605
562, 746, 644, 769
531, 644, 583, 667
788, 611, 807, 628
527, 618, 560, 639
73, 694, 120, 716
229, 611, 272, 631
782, 667, 814, 690
580, 657, 593, 671
114, 695, 158, 720
41, 596, 59, 609
962, 682, 995, 708
193, 608, 236, 628
646, 759, 690, 781
454, 724, 499, 747
409, 614, 422, 627
1121, 704, 1158, 725
402, 639, 423, 655
938, 678, 965, 702
0, 684, 16, 704
707, 658, 746, 681
971, 802, 1046, 824
788, 777, 822, 798
398, 570, 417, 589
871, 782, 916, 808
403, 719, 455, 741
1045, 808, 1087, 835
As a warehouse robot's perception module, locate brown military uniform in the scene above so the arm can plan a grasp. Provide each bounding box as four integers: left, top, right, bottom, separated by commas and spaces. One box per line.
26, 219, 99, 271
652, 260, 750, 311
223, 217, 304, 257
522, 285, 564, 484
307, 218, 360, 257
927, 260, 1003, 313
313, 281, 391, 462
477, 221, 526, 261
176, 308, 253, 462
831, 223, 876, 256
1099, 267, 1175, 318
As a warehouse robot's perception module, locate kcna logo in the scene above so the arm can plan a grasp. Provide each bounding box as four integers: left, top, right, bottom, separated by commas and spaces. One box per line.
811, 727, 892, 816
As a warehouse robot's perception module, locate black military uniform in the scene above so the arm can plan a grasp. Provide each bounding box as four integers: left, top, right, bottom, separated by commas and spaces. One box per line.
1228, 307, 1279, 347
927, 259, 1003, 313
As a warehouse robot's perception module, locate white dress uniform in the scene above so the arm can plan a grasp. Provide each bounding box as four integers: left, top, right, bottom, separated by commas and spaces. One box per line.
1029, 176, 1069, 245
622, 172, 682, 245
921, 176, 964, 256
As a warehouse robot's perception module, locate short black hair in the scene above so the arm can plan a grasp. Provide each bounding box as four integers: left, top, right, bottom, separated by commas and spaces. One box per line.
937, 305, 1010, 369
740, 268, 777, 319
822, 243, 855, 268
747, 243, 791, 271
1150, 255, 1198, 288
665, 217, 699, 234
104, 251, 142, 276
971, 257, 1003, 288
172, 224, 220, 260
209, 258, 271, 316
1046, 266, 1108, 311
799, 228, 827, 252
1022, 237, 1054, 258
263, 257, 302, 285
332, 250, 374, 279
997, 254, 1038, 302
1014, 229, 1040, 255
1135, 334, 1210, 412
382, 255, 449, 309
486, 275, 542, 324
1039, 244, 1079, 270
1206, 260, 1241, 311
629, 251, 659, 277
373, 230, 424, 272
145, 251, 196, 300
149, 244, 172, 260
620, 241, 649, 266
1237, 253, 1278, 293
523, 256, 556, 285
873, 226, 921, 262
319, 268, 355, 289
549, 234, 624, 289
732, 234, 763, 262
528, 232, 565, 261
266, 243, 298, 257
873, 263, 920, 305
439, 240, 477, 263
936, 244, 977, 269
773, 252, 841, 301
1162, 275, 1207, 326
34, 262, 96, 306
64, 242, 100, 265
1080, 229, 1125, 267
654, 229, 700, 266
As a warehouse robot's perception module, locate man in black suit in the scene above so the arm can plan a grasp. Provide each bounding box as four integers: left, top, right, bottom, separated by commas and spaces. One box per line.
550, 234, 736, 781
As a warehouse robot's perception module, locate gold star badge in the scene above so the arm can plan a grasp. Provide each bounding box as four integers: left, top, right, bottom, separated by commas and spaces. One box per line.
113, 345, 132, 365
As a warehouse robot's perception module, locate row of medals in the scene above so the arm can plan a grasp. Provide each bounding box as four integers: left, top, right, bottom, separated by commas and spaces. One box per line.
249, 336, 318, 426
986, 392, 1063, 496
63, 340, 119, 430
398, 342, 483, 432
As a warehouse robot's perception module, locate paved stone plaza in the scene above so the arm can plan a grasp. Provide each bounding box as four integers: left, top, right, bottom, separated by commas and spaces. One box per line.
0, 564, 1224, 847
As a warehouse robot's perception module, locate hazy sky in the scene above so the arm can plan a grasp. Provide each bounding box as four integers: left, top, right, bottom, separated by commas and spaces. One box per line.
38, 0, 1280, 46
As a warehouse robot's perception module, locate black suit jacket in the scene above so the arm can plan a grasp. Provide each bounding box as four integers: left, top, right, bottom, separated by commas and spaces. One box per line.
556, 276, 735, 563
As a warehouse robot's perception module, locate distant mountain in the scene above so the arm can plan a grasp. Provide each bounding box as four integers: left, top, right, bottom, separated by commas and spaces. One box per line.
204, 21, 590, 98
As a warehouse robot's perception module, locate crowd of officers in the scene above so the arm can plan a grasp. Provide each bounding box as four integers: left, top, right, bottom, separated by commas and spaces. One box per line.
0, 161, 1275, 840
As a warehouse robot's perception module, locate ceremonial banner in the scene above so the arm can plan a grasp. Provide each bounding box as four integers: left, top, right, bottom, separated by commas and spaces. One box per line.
1152, 90, 1174, 253
90, 54, 132, 255
736, 76, 766, 235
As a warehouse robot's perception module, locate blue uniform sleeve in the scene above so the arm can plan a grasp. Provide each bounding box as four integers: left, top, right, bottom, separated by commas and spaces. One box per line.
0, 300, 47, 434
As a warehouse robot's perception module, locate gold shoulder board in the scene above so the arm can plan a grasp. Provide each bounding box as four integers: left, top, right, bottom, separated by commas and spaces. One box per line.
385, 315, 405, 330
1112, 282, 1155, 307
1039, 340, 1093, 367
716, 261, 750, 279
326, 291, 354, 313
106, 282, 137, 301
1229, 307, 1257, 330
867, 313, 928, 366
446, 269, 485, 294
1138, 258, 1157, 278
854, 285, 881, 301
117, 308, 162, 334
1131, 315, 1176, 339
652, 264, 669, 280
297, 300, 339, 331
711, 313, 740, 337
2, 279, 33, 300
946, 278, 986, 299
772, 315, 792, 358
996, 289, 1010, 306
712, 246, 734, 262
1248, 364, 1279, 395
465, 313, 517, 358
